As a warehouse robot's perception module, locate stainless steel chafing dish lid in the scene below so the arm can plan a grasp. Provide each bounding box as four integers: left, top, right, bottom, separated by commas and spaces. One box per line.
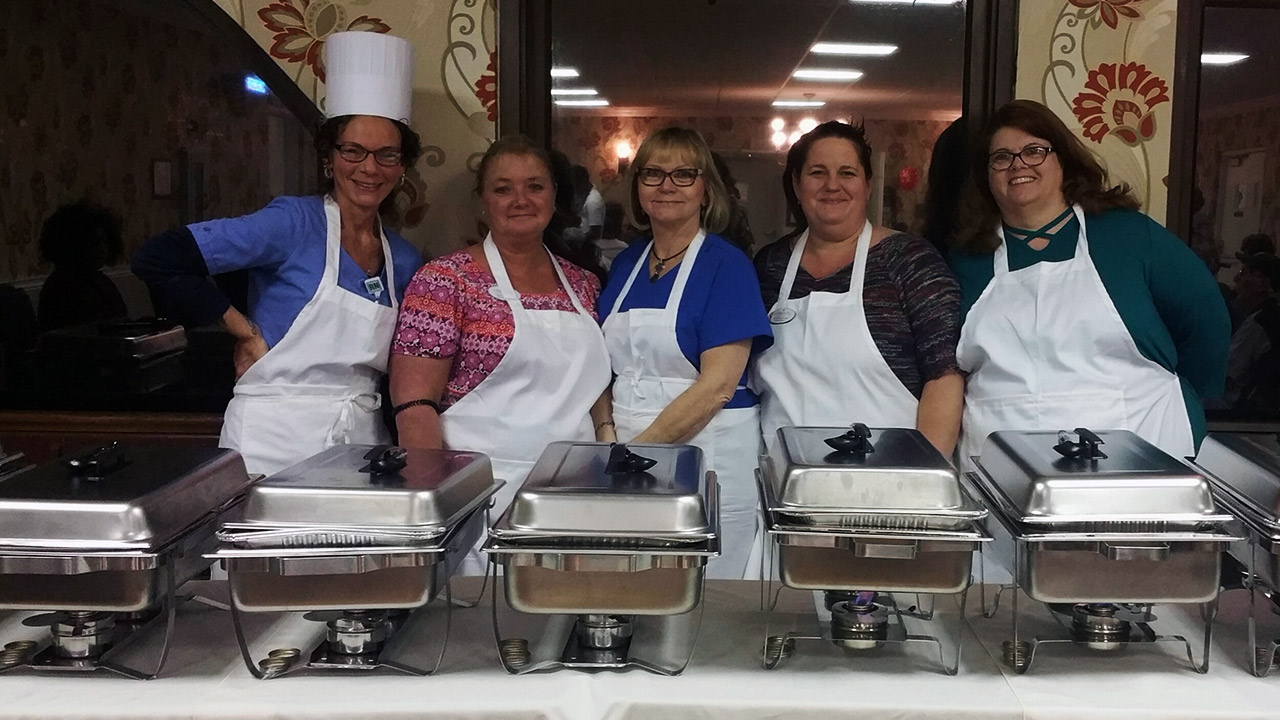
764, 425, 961, 511
973, 428, 1225, 524
237, 445, 498, 530
503, 442, 711, 535
0, 444, 251, 550
1194, 433, 1280, 534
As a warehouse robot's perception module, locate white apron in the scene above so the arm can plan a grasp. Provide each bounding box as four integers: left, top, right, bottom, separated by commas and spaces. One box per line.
602, 231, 763, 580
220, 195, 397, 477
442, 236, 611, 575
750, 221, 919, 447
956, 204, 1195, 470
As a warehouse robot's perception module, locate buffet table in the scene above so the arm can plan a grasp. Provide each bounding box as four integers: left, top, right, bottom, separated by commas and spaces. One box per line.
1, 579, 1278, 720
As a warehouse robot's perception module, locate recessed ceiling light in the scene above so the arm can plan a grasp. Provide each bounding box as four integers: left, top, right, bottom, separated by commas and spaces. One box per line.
799, 117, 819, 132
1201, 53, 1249, 66
554, 99, 609, 107
550, 67, 580, 78
773, 100, 826, 108
550, 88, 599, 96
793, 68, 864, 81
811, 42, 898, 56
771, 131, 788, 148
770, 117, 786, 131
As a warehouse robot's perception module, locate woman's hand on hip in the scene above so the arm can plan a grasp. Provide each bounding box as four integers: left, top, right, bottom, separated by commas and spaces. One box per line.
220, 307, 268, 380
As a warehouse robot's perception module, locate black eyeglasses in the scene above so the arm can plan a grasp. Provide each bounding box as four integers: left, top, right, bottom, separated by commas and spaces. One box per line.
637, 166, 702, 187
335, 143, 404, 167
988, 145, 1053, 171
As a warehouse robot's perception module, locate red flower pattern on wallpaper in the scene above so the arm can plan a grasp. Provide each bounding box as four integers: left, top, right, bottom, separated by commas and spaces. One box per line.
1071, 61, 1169, 145
258, 0, 390, 82
473, 51, 497, 122
1067, 0, 1146, 30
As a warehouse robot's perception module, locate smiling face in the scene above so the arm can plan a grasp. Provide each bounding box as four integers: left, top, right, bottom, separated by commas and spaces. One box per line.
794, 136, 872, 237
479, 151, 555, 242
636, 150, 707, 232
986, 125, 1066, 221
329, 115, 405, 212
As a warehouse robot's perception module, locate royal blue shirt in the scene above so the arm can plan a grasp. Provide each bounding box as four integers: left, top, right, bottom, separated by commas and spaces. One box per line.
189, 196, 423, 348
599, 234, 773, 408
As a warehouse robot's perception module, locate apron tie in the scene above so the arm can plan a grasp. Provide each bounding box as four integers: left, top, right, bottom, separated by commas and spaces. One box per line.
622, 367, 647, 400
327, 392, 382, 445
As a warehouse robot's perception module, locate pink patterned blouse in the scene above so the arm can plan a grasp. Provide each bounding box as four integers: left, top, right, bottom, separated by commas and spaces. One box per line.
391, 249, 602, 409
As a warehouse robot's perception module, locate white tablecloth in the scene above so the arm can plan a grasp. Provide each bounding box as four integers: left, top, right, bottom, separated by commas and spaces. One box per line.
1, 579, 1278, 720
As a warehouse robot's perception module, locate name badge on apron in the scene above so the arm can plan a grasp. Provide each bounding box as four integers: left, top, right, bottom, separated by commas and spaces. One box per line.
363, 276, 385, 299
769, 307, 797, 325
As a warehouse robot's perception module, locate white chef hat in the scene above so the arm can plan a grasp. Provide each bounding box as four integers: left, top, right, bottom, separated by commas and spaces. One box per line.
324, 31, 415, 124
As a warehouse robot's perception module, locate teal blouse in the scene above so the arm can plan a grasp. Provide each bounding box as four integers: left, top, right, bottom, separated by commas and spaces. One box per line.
947, 209, 1230, 448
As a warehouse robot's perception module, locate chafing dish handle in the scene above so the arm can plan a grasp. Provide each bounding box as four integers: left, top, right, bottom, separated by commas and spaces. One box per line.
63, 441, 130, 480
824, 423, 875, 455
1101, 542, 1171, 562
1054, 428, 1108, 460
605, 443, 658, 473
853, 541, 918, 560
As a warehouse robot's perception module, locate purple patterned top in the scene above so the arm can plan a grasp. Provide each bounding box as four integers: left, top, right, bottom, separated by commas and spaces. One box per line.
391, 249, 601, 409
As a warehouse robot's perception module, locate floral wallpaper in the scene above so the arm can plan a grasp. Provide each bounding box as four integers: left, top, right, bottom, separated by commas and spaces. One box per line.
553, 115, 953, 237
1196, 102, 1280, 249
214, 0, 497, 256
1016, 0, 1177, 223
0, 0, 314, 283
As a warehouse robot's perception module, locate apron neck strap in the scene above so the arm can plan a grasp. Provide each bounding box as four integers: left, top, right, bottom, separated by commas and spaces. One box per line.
611, 229, 707, 317
483, 234, 590, 317
774, 221, 873, 308
322, 195, 399, 309
994, 204, 1087, 276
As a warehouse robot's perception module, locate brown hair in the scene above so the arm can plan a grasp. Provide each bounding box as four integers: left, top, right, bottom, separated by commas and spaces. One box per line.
625, 127, 730, 234
952, 100, 1139, 253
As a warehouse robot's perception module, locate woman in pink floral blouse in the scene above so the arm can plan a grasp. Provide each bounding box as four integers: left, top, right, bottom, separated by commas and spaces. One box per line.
389, 135, 613, 573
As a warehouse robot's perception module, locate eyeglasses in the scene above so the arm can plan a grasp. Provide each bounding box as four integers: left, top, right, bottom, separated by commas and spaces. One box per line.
637, 166, 702, 187
335, 143, 404, 167
988, 145, 1053, 171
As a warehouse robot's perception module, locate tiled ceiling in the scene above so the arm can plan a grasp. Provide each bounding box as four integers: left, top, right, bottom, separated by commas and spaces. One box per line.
550, 0, 967, 120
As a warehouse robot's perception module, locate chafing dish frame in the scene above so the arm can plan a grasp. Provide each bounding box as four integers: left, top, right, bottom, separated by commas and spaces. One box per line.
967, 470, 1238, 674
485, 471, 720, 676
757, 469, 991, 675
211, 505, 488, 679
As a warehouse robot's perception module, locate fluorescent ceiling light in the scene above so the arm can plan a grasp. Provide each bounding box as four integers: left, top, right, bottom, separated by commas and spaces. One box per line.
550, 67, 580, 78
554, 99, 609, 107
811, 42, 897, 56
1201, 53, 1248, 66
550, 88, 598, 96
773, 100, 826, 108
848, 0, 962, 5
793, 68, 864, 81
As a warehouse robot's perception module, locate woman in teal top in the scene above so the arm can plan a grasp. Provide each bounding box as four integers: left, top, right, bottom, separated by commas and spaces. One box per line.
949, 100, 1229, 466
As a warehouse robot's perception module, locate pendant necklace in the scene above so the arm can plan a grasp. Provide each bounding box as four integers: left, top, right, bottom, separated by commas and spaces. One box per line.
650, 242, 691, 282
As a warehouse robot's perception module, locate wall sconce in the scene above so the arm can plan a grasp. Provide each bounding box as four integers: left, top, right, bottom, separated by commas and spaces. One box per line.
615, 140, 633, 175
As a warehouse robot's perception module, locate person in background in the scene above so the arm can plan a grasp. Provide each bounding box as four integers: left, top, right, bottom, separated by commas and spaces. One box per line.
599, 127, 772, 579
597, 201, 630, 269
711, 152, 756, 256
752, 121, 962, 457
36, 200, 129, 331
573, 164, 606, 246
1225, 252, 1280, 409
950, 100, 1229, 464
0, 285, 38, 387
390, 135, 612, 574
922, 116, 969, 255
132, 32, 423, 476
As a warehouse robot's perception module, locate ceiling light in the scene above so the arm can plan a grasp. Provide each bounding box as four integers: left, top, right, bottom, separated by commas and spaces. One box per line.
550, 67, 580, 78
799, 117, 818, 133
773, 100, 826, 108
811, 42, 898, 56
771, 131, 788, 148
847, 0, 962, 5
788, 131, 803, 144
793, 68, 864, 81
1201, 53, 1249, 66
770, 117, 786, 131
554, 99, 609, 107
550, 88, 598, 96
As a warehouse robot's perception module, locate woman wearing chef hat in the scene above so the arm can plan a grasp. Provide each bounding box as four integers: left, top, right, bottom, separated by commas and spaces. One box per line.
133, 31, 424, 476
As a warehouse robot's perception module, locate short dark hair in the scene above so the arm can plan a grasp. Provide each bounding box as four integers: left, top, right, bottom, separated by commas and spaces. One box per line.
39, 200, 123, 269
315, 114, 422, 191
953, 99, 1139, 253
782, 120, 873, 233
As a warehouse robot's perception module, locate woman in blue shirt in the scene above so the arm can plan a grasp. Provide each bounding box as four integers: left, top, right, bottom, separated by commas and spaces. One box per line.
599, 127, 772, 579
132, 32, 424, 475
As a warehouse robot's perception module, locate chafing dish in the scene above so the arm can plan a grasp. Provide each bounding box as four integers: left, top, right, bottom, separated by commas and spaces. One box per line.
968, 428, 1239, 674
0, 442, 252, 679
758, 424, 988, 674
485, 442, 718, 675
1193, 432, 1280, 677
210, 444, 500, 678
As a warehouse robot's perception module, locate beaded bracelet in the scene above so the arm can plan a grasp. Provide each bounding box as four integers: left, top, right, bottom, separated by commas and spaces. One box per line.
392, 398, 442, 417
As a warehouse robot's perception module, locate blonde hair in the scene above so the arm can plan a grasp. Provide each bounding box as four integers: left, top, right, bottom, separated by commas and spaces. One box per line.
625, 127, 730, 235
